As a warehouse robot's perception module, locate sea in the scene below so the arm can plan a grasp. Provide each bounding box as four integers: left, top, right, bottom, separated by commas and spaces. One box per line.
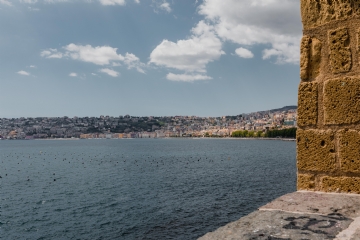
0, 138, 296, 240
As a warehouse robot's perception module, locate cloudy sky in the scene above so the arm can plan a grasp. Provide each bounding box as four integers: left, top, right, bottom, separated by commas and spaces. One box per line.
0, 0, 301, 118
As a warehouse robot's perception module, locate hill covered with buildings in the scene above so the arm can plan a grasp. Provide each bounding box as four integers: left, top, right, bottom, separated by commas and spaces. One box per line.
0, 106, 297, 139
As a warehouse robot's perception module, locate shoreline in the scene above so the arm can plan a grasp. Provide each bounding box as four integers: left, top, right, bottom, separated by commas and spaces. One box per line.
1, 137, 296, 141
191, 137, 295, 141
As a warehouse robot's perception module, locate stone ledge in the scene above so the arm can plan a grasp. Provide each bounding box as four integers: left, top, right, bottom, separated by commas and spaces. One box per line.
198, 191, 360, 240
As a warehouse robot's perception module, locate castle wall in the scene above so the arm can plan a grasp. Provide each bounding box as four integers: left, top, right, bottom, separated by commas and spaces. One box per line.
298, 0, 360, 193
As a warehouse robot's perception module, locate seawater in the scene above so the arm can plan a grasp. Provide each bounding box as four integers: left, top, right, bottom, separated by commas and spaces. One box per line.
0, 139, 296, 239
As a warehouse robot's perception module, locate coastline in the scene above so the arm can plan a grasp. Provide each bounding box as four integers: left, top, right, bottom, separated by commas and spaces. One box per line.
192, 137, 296, 141
0, 137, 296, 141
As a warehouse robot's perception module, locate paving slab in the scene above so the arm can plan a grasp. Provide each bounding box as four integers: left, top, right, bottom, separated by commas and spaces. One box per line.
199, 210, 352, 240
199, 191, 360, 240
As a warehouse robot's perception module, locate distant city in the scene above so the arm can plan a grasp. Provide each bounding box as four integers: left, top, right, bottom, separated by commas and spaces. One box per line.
0, 106, 297, 140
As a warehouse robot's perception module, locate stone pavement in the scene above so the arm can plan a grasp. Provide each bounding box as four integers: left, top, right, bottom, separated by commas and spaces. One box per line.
199, 191, 360, 240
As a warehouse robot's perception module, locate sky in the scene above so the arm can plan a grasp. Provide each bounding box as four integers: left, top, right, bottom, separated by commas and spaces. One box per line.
0, 0, 302, 118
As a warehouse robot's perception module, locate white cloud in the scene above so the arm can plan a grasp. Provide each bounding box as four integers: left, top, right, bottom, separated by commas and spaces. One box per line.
149, 0, 301, 83
41, 44, 145, 73
235, 47, 254, 59
100, 68, 119, 77
199, 0, 301, 36
29, 65, 36, 68
40, 48, 63, 59
17, 70, 30, 76
64, 44, 121, 65
28, 6, 40, 11
48, 52, 62, 58
150, 21, 224, 73
40, 50, 51, 56
166, 73, 212, 82
136, 67, 145, 74
198, 0, 301, 64
69, 72, 77, 77
0, 0, 11, 6
159, 2, 171, 12
152, 0, 171, 13
99, 0, 125, 5
17, 0, 139, 6
122, 52, 145, 73
18, 0, 137, 5
21, 0, 38, 3
44, 0, 69, 3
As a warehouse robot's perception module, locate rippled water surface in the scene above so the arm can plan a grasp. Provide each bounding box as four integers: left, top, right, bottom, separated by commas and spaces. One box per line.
1, 139, 296, 239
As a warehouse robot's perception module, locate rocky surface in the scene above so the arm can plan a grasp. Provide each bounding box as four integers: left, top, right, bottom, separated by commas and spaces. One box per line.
199, 191, 360, 240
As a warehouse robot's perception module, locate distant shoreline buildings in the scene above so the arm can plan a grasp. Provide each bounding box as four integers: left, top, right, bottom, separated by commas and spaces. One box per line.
0, 106, 297, 140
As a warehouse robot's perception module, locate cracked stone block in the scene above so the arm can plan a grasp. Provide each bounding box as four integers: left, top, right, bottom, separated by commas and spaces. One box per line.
324, 77, 360, 125
301, 0, 359, 29
297, 173, 315, 190
297, 82, 318, 127
321, 176, 360, 193
300, 36, 322, 81
297, 129, 336, 172
329, 28, 352, 74
339, 129, 360, 173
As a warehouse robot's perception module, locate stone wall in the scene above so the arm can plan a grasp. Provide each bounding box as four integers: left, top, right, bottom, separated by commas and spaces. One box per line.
298, 0, 360, 193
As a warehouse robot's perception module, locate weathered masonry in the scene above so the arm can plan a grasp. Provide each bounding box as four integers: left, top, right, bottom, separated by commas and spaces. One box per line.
298, 0, 360, 193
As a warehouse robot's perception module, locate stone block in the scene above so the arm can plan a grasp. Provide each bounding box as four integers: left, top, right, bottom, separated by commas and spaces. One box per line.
335, 0, 354, 19
329, 28, 352, 74
300, 36, 322, 81
297, 129, 336, 172
297, 82, 318, 127
301, 0, 334, 29
321, 176, 360, 193
300, 36, 311, 81
324, 77, 360, 125
309, 38, 322, 79
301, 0, 359, 29
339, 129, 360, 173
358, 28, 360, 52
297, 173, 315, 190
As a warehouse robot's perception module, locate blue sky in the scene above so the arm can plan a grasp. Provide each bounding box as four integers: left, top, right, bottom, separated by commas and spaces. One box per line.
0, 0, 301, 118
